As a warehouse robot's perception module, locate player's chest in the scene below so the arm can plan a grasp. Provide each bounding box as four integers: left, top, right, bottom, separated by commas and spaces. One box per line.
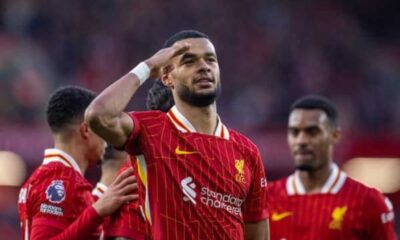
144, 132, 252, 186
271, 196, 364, 239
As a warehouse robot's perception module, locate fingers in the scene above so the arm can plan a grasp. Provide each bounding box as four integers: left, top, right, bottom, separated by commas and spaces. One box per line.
112, 167, 134, 185
170, 43, 190, 58
120, 182, 138, 195
122, 194, 139, 202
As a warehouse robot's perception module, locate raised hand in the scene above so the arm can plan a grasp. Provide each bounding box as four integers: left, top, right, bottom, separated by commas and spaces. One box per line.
145, 42, 190, 79
92, 167, 138, 217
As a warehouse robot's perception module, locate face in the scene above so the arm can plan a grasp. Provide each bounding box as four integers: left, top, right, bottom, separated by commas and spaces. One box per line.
164, 38, 221, 107
287, 109, 339, 172
86, 127, 107, 165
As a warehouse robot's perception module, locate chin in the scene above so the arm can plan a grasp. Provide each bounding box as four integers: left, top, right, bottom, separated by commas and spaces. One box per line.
294, 159, 315, 172
295, 164, 315, 172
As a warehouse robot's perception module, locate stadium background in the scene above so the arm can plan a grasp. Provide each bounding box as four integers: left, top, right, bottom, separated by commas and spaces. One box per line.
0, 0, 399, 238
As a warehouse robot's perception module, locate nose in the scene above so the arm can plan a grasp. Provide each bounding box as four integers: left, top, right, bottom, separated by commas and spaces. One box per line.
295, 131, 310, 146
197, 58, 211, 72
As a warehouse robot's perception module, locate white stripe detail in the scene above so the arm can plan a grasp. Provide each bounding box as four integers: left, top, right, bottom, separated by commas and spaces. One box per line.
215, 118, 223, 136
286, 175, 295, 196
222, 125, 230, 140
330, 171, 347, 194
287, 163, 346, 195
43, 148, 82, 174
167, 113, 189, 133
321, 164, 339, 193
294, 171, 306, 195
137, 155, 152, 225
167, 105, 229, 139
170, 106, 196, 132
92, 182, 108, 198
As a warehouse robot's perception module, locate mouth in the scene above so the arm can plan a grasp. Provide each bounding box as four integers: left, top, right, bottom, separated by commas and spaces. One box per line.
193, 77, 214, 88
295, 149, 314, 158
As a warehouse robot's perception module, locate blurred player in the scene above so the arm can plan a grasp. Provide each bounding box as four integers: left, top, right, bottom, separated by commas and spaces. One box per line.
86, 30, 269, 239
18, 86, 137, 240
92, 145, 129, 200
268, 95, 397, 240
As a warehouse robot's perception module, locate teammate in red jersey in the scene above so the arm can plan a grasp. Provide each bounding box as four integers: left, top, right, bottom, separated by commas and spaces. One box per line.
268, 95, 397, 240
18, 86, 138, 240
92, 145, 129, 200
86, 30, 269, 240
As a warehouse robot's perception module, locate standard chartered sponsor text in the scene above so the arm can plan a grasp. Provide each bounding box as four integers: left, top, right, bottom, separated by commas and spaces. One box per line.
200, 187, 244, 216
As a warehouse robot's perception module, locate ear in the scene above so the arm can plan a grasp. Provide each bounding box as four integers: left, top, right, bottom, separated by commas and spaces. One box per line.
331, 127, 341, 144
161, 65, 174, 89
79, 122, 90, 140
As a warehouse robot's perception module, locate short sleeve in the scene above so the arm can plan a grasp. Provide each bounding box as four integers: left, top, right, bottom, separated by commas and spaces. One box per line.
123, 112, 142, 155
364, 190, 397, 240
241, 148, 269, 222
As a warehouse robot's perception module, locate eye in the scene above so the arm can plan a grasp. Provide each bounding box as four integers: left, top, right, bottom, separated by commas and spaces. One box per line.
288, 128, 299, 137
306, 127, 320, 136
182, 59, 195, 65
207, 57, 216, 62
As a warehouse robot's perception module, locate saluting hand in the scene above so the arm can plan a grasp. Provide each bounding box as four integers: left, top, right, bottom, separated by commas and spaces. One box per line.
145, 42, 190, 79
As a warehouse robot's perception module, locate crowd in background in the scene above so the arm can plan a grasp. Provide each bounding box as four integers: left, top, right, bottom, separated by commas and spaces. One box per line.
0, 0, 399, 238
0, 0, 399, 134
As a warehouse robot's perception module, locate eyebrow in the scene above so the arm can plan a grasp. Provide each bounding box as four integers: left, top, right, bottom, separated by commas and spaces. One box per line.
180, 52, 216, 62
288, 125, 320, 131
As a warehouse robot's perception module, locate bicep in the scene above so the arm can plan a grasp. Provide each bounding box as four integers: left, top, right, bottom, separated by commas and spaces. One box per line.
244, 219, 269, 240
88, 112, 134, 148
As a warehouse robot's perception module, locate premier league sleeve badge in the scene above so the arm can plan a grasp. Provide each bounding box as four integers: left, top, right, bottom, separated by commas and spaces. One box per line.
46, 180, 66, 204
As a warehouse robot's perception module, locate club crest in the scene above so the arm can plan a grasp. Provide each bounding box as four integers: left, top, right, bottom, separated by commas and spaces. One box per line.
46, 180, 66, 204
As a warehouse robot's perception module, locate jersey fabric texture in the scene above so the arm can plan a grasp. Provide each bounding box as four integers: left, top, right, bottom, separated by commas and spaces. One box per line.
119, 106, 268, 240
268, 164, 397, 240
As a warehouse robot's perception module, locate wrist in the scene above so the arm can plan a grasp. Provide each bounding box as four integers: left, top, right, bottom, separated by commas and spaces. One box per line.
130, 62, 150, 85
92, 201, 107, 217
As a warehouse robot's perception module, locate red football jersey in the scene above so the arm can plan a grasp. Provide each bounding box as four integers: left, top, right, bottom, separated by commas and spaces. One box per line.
120, 106, 268, 240
268, 164, 397, 240
105, 158, 147, 240
18, 148, 103, 240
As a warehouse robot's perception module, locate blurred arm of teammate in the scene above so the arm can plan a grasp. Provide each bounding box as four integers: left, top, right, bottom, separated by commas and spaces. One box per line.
85, 43, 190, 147
244, 220, 269, 240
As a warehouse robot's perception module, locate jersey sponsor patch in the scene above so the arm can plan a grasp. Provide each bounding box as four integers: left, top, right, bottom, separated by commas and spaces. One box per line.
40, 203, 64, 216
46, 180, 66, 203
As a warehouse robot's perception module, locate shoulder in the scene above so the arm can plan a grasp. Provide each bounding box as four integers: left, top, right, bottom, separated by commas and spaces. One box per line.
267, 178, 287, 193
28, 163, 75, 186
228, 129, 260, 154
127, 110, 165, 120
344, 176, 388, 207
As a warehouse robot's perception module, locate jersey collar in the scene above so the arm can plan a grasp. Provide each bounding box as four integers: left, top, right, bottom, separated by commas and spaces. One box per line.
286, 163, 347, 195
42, 148, 82, 175
167, 105, 230, 140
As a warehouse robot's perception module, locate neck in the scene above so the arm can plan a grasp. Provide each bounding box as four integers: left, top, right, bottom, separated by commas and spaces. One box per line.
298, 161, 332, 194
53, 136, 89, 175
174, 99, 218, 135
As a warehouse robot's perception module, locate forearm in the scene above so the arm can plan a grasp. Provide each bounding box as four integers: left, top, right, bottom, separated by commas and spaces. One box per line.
31, 206, 103, 240
244, 220, 269, 240
86, 72, 141, 124
85, 68, 147, 146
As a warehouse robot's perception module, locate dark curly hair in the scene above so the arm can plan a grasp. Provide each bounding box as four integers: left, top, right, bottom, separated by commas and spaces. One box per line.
46, 86, 97, 133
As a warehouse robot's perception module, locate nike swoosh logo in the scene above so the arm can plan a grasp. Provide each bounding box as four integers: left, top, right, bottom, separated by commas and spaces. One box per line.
175, 146, 196, 155
271, 212, 292, 221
